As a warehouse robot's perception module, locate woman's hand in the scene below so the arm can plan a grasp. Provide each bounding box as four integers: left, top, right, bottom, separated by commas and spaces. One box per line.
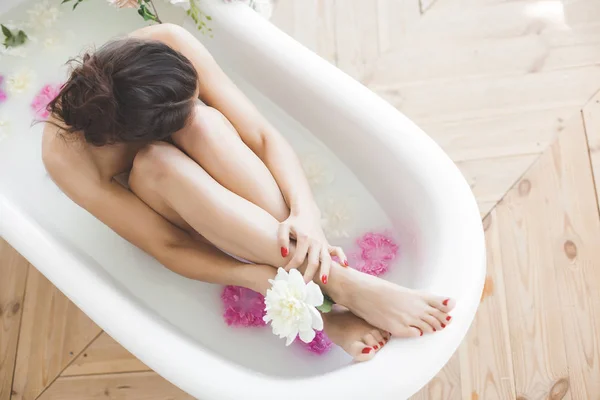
278, 213, 348, 284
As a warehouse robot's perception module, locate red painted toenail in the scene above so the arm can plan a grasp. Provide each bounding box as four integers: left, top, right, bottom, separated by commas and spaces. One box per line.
362, 347, 372, 354
373, 345, 379, 350
441, 323, 446, 328
321, 275, 328, 284
379, 341, 384, 346
281, 247, 289, 257
443, 299, 449, 306
343, 260, 349, 267
419, 330, 423, 336
446, 316, 452, 321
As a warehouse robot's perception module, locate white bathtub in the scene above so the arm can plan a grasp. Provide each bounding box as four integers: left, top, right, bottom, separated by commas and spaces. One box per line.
0, 1, 485, 399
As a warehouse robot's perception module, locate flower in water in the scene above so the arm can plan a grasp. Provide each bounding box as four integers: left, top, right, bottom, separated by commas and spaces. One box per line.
165, 0, 191, 10
221, 285, 267, 327
321, 197, 354, 239
296, 330, 333, 355
264, 268, 324, 346
0, 76, 6, 103
31, 83, 62, 120
301, 153, 334, 189
6, 69, 35, 95
27, 0, 60, 30
0, 117, 11, 143
353, 231, 399, 277
106, 0, 139, 8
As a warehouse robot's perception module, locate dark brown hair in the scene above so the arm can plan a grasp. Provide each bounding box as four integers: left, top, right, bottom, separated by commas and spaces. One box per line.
48, 37, 198, 146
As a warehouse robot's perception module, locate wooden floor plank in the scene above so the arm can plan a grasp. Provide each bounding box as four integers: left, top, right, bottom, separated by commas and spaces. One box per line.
10, 268, 102, 400
457, 212, 516, 400
37, 372, 194, 400
0, 241, 29, 400
493, 113, 600, 399
62, 333, 150, 377
582, 91, 600, 208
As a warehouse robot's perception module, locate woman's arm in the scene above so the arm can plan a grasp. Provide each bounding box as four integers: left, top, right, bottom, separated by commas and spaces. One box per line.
138, 24, 316, 217
43, 151, 274, 295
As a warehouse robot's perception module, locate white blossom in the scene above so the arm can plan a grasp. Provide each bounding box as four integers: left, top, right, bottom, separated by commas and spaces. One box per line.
301, 153, 335, 190
6, 69, 35, 95
263, 268, 324, 346
27, 0, 61, 31
321, 197, 354, 239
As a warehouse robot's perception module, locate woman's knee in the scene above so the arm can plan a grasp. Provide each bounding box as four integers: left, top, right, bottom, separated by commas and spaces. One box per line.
129, 142, 182, 188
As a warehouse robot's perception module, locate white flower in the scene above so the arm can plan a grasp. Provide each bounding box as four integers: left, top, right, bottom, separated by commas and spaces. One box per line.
301, 153, 335, 189
166, 0, 191, 10
321, 197, 354, 239
27, 1, 60, 31
6, 69, 35, 95
0, 118, 10, 143
250, 0, 273, 19
263, 268, 324, 346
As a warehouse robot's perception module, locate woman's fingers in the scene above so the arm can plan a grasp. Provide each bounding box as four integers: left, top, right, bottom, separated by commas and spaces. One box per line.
319, 247, 331, 285
277, 222, 291, 258
329, 246, 349, 267
304, 243, 321, 282
285, 233, 309, 271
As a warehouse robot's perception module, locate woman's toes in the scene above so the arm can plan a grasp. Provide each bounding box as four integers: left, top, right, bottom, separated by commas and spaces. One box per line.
371, 330, 386, 348
429, 296, 455, 312
422, 314, 442, 332
349, 341, 376, 362
363, 333, 380, 350
428, 307, 452, 328
392, 325, 422, 338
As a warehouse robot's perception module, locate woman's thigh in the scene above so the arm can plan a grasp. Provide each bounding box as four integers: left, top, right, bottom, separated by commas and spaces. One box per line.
128, 142, 286, 267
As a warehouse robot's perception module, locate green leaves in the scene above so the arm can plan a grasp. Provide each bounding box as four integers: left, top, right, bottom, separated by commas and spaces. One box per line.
61, 0, 87, 11
316, 295, 334, 314
187, 0, 213, 36
138, 4, 159, 22
1, 24, 28, 49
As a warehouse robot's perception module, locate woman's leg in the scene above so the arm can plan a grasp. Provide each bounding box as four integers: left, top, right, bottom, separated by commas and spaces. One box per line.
129, 137, 455, 339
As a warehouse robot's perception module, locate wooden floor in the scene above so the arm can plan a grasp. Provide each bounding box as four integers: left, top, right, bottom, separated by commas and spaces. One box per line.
3, 0, 600, 399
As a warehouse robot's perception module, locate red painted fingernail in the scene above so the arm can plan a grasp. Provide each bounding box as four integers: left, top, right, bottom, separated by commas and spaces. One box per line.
373, 345, 379, 350
433, 328, 436, 332
446, 316, 452, 321
343, 260, 349, 267
321, 275, 328, 284
281, 247, 288, 257
441, 323, 446, 328
442, 299, 449, 306
379, 341, 384, 346
418, 329, 423, 336
361, 347, 372, 354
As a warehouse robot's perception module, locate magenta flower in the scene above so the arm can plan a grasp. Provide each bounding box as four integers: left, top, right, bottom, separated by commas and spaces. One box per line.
31, 83, 62, 119
350, 231, 399, 277
296, 330, 333, 355
221, 285, 267, 327
0, 75, 6, 104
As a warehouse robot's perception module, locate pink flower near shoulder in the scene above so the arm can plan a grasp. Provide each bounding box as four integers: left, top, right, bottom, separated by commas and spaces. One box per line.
31, 83, 62, 119
221, 285, 267, 327
296, 330, 333, 355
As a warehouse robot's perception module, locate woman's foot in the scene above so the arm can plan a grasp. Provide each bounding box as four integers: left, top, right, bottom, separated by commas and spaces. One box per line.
328, 265, 455, 338
322, 308, 390, 362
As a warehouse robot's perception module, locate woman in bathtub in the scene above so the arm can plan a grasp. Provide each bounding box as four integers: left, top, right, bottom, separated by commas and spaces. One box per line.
42, 23, 454, 361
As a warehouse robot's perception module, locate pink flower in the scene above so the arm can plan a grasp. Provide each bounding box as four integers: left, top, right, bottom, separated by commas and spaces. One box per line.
0, 90, 6, 104
221, 285, 267, 327
31, 83, 62, 119
351, 231, 400, 277
296, 330, 333, 355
